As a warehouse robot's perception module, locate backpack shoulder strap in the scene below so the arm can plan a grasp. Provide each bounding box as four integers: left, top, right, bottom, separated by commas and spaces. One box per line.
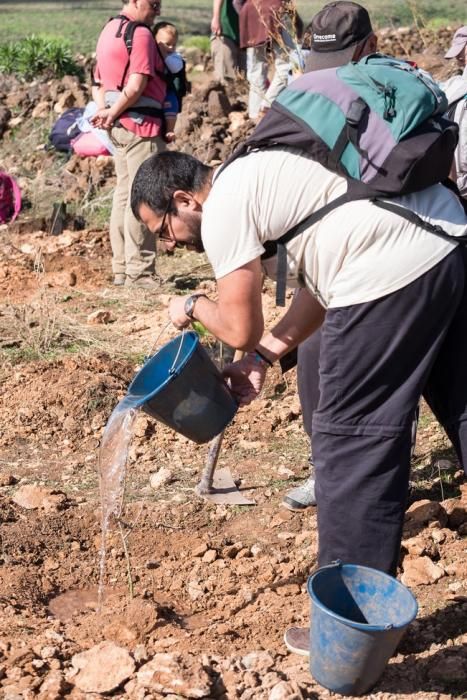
112, 16, 149, 90
268, 187, 467, 308
266, 193, 350, 306
370, 197, 467, 244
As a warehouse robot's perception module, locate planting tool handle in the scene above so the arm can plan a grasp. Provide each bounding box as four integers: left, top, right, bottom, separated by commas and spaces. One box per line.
196, 349, 245, 494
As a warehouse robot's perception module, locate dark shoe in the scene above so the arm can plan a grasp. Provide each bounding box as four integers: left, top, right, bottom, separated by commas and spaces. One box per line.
282, 474, 316, 511
113, 273, 126, 286
125, 276, 160, 289
284, 626, 310, 656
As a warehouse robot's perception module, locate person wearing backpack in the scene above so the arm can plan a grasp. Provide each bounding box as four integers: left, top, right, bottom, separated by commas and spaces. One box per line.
153, 21, 189, 142
282, 1, 379, 514
442, 26, 467, 199
131, 122, 467, 648
91, 0, 167, 289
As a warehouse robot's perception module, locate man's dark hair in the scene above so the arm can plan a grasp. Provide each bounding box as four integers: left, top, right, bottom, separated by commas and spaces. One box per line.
131, 151, 212, 220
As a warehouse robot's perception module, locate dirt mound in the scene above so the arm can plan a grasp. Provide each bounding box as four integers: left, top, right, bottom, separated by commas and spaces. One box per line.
0, 354, 133, 448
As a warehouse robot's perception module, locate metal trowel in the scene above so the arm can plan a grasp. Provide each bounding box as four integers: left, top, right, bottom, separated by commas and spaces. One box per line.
195, 350, 255, 505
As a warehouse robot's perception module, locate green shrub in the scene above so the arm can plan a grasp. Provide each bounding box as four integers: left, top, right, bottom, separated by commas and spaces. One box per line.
0, 35, 81, 80
425, 17, 454, 30
182, 34, 211, 54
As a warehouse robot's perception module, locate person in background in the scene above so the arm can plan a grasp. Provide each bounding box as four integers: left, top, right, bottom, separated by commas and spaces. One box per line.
211, 0, 242, 82
442, 26, 467, 199
91, 0, 166, 289
238, 0, 298, 119
283, 1, 378, 512
153, 21, 186, 142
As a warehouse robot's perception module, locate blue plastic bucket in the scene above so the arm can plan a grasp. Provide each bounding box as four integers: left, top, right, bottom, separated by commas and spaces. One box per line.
307, 561, 418, 696
127, 331, 238, 444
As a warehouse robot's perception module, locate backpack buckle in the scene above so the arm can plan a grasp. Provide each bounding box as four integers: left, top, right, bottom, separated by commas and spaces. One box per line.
346, 98, 368, 127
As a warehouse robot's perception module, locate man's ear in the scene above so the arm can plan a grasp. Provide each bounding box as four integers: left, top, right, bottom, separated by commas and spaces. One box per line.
172, 190, 201, 211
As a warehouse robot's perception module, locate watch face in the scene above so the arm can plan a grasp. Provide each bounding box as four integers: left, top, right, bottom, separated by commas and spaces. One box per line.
184, 296, 195, 318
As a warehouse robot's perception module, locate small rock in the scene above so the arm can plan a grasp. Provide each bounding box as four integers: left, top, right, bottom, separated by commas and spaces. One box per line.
228, 110, 247, 133
269, 680, 304, 700
149, 468, 174, 490
402, 534, 438, 558
201, 549, 217, 564
186, 580, 204, 601
38, 671, 67, 700
207, 90, 231, 119
87, 309, 112, 325
192, 543, 208, 557
71, 641, 135, 693
0, 473, 16, 487
241, 651, 275, 673
32, 101, 50, 119
405, 499, 447, 528
401, 555, 445, 586
441, 497, 467, 530
430, 528, 447, 544
40, 646, 58, 660
136, 652, 212, 697
12, 485, 66, 511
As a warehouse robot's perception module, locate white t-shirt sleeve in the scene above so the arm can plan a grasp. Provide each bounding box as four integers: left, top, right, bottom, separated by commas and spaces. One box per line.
202, 190, 265, 279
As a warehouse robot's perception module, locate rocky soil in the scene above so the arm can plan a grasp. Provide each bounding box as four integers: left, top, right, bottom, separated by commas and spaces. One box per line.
0, 23, 466, 700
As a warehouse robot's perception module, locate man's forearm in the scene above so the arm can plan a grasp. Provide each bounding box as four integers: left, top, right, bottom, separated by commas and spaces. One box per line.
189, 295, 264, 350
257, 288, 325, 364
108, 74, 149, 120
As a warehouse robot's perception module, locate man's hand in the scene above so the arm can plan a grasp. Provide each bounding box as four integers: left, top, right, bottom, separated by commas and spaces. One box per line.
222, 353, 268, 405
211, 17, 221, 34
168, 295, 192, 330
90, 108, 116, 130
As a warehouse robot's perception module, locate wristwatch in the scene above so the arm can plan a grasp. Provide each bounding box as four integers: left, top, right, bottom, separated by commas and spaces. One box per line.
184, 293, 207, 320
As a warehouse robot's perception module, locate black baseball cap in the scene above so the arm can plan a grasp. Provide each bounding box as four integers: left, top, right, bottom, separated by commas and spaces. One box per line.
306, 1, 374, 71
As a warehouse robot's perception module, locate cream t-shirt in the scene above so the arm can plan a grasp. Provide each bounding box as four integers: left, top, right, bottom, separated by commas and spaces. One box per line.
201, 147, 467, 308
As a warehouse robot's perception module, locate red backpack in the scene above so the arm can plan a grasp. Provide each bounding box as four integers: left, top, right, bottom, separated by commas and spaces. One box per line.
0, 171, 21, 224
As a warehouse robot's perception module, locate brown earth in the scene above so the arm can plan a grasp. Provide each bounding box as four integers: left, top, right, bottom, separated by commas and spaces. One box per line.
0, 25, 466, 700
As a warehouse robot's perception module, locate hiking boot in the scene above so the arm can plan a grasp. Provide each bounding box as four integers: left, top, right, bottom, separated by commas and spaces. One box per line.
282, 474, 316, 512
113, 273, 126, 286
125, 275, 161, 289
283, 626, 310, 656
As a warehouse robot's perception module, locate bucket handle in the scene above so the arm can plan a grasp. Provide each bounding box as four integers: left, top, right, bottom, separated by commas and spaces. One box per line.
316, 560, 394, 630
146, 320, 173, 358
145, 322, 187, 378
146, 321, 188, 377
168, 328, 186, 377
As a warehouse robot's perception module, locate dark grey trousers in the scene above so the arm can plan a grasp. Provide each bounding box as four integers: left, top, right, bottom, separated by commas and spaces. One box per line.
300, 247, 467, 575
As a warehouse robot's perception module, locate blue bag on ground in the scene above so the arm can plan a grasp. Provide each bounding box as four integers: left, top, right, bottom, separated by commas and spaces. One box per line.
49, 107, 84, 152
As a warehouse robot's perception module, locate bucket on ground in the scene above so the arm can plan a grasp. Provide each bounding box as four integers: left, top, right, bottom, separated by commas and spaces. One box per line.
127, 331, 238, 444
307, 560, 418, 696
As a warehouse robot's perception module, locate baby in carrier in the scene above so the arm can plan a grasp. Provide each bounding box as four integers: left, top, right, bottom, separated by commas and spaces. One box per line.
153, 21, 189, 142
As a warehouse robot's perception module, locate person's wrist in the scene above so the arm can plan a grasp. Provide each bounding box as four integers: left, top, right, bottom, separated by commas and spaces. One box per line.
247, 350, 272, 370
184, 293, 208, 320
254, 347, 274, 367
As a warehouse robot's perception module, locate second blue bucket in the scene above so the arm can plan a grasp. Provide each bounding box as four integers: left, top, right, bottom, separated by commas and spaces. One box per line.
127, 331, 238, 444
308, 561, 418, 696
